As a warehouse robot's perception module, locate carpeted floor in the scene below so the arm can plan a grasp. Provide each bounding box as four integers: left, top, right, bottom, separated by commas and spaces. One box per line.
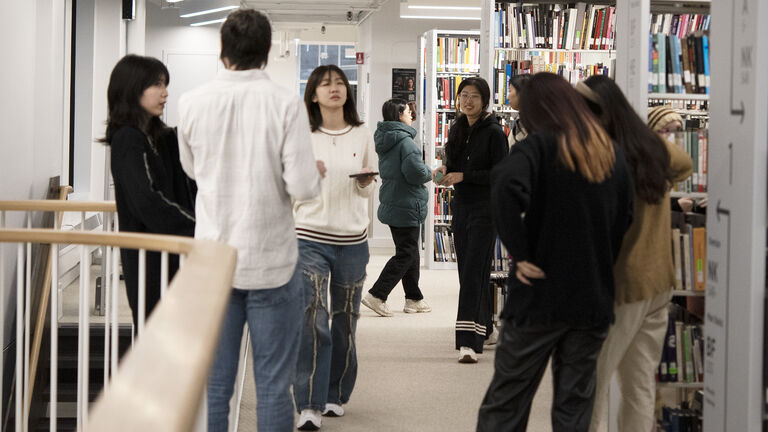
236, 251, 556, 432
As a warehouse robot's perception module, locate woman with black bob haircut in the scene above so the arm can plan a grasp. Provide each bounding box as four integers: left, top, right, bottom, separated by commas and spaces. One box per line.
433, 77, 508, 363
362, 98, 433, 317
102, 54, 196, 329
478, 73, 633, 431
293, 65, 376, 430
575, 76, 692, 432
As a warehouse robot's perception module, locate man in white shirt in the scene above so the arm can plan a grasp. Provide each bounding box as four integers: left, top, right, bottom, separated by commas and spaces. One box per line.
177, 9, 322, 432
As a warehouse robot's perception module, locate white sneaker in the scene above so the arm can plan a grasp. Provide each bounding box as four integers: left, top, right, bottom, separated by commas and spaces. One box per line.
484, 327, 499, 346
361, 293, 393, 317
403, 299, 432, 313
458, 346, 478, 363
297, 409, 322, 431
322, 403, 344, 417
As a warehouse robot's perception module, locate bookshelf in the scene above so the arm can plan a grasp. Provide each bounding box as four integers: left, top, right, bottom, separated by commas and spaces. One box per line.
649, 2, 710, 431
417, 29, 481, 270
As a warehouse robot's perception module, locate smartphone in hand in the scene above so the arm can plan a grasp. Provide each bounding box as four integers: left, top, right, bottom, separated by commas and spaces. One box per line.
349, 172, 379, 179
434, 171, 444, 183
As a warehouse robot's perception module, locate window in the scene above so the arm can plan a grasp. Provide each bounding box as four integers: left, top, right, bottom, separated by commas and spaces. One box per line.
298, 43, 358, 100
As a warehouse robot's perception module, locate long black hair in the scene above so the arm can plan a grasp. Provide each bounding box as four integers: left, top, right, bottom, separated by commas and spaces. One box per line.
304, 65, 362, 132
445, 77, 491, 169
582, 75, 672, 202
101, 55, 170, 145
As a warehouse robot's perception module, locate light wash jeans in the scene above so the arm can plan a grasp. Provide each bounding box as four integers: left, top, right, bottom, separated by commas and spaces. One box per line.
207, 265, 303, 432
293, 239, 369, 412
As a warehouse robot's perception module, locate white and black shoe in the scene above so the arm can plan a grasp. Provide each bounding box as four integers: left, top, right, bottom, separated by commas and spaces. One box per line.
297, 409, 322, 431
458, 346, 478, 363
322, 403, 344, 417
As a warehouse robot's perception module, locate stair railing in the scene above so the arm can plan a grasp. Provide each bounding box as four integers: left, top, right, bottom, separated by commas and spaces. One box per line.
0, 202, 236, 431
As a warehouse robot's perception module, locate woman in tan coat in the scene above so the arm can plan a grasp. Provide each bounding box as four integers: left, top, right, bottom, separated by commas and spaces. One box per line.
575, 76, 693, 432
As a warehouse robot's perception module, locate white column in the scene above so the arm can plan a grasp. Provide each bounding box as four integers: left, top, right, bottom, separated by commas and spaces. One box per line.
478, 0, 494, 86
704, 0, 768, 430
614, 0, 650, 120
89, 0, 123, 201
126, 0, 146, 55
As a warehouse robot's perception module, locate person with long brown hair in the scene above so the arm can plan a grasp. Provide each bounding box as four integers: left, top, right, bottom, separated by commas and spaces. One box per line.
577, 76, 692, 432
477, 73, 634, 431
432, 77, 508, 363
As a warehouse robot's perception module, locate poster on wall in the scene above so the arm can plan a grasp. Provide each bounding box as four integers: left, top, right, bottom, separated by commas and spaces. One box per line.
392, 68, 416, 102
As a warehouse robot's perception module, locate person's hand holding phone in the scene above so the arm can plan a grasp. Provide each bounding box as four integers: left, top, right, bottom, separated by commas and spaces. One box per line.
355, 167, 377, 187
432, 166, 447, 183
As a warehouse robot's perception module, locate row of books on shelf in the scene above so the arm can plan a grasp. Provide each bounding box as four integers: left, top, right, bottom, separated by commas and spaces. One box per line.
649, 33, 710, 95
658, 305, 704, 384
671, 211, 706, 292
494, 3, 616, 51
433, 226, 456, 263
659, 404, 702, 432
434, 36, 481, 73
492, 56, 612, 105
434, 187, 453, 224
650, 12, 710, 39
435, 112, 456, 147
436, 75, 476, 110
662, 130, 708, 194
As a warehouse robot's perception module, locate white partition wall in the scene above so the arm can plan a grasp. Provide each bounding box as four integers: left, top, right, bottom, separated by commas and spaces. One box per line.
704, 0, 767, 430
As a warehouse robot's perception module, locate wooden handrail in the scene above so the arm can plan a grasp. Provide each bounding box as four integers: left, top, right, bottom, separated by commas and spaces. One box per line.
0, 200, 116, 213
0, 229, 195, 255
0, 229, 237, 431
86, 238, 236, 431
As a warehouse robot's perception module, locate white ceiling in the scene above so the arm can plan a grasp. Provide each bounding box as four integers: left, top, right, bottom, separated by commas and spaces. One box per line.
244, 0, 389, 24
151, 0, 391, 24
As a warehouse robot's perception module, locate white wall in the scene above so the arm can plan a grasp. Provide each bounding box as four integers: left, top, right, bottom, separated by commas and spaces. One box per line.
72, 0, 95, 196
0, 0, 70, 404
356, 0, 479, 248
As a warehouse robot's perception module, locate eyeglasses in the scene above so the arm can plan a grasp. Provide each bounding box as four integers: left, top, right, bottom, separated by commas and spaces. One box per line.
458, 93, 482, 102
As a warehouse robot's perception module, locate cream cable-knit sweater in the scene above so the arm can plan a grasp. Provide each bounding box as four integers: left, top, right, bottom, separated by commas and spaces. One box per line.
294, 125, 377, 245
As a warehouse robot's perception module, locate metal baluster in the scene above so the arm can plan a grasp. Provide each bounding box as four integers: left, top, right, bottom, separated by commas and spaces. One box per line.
50, 240, 58, 432
0, 211, 4, 421
110, 246, 120, 375
16, 243, 23, 432
76, 211, 89, 431
103, 230, 111, 388
160, 252, 169, 298
138, 249, 146, 335
23, 217, 31, 432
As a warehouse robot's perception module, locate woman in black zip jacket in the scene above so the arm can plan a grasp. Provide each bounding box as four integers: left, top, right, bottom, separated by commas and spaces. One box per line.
477, 73, 633, 432
433, 77, 508, 363
102, 55, 196, 329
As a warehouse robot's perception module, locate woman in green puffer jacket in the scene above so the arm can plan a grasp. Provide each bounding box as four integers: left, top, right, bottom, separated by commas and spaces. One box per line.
361, 99, 433, 318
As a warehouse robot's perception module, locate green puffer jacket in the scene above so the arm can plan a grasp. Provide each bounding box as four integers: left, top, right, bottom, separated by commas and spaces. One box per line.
376, 121, 432, 228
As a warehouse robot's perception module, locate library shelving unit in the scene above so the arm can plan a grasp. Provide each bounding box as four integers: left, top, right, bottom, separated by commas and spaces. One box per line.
416, 29, 481, 270
480, 0, 618, 127
648, 2, 710, 431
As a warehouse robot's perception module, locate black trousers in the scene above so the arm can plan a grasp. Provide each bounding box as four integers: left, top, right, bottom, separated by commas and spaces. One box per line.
453, 200, 496, 352
121, 248, 180, 331
369, 225, 424, 301
477, 323, 608, 432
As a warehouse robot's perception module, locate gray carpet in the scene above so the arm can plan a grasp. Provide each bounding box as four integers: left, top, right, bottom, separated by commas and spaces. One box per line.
237, 251, 555, 432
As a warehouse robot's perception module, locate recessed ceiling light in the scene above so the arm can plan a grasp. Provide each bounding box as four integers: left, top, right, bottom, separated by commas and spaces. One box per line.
181, 5, 238, 18
190, 17, 227, 27
400, 15, 481, 20
408, 5, 481, 11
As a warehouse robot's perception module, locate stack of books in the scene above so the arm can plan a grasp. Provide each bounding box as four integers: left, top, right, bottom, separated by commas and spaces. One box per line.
661, 130, 708, 194
670, 212, 706, 293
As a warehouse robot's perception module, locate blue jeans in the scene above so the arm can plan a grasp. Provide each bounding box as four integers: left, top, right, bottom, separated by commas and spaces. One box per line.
207, 266, 303, 432
293, 240, 369, 412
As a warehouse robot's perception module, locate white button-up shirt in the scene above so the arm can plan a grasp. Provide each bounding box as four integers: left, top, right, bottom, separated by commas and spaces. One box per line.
178, 68, 321, 289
